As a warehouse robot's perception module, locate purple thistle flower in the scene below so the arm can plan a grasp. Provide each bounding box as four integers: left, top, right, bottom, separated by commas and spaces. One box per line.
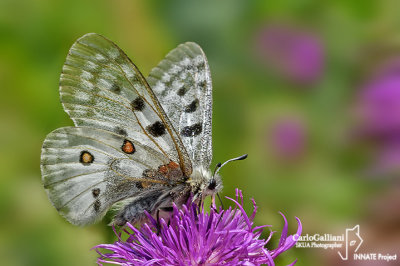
94, 189, 302, 265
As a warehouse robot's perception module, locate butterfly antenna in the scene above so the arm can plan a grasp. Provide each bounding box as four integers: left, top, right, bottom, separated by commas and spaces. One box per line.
214, 154, 248, 176
212, 162, 222, 177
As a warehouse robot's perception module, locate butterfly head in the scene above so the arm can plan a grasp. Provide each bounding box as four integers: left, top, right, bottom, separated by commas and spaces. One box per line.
188, 154, 248, 201
188, 166, 222, 200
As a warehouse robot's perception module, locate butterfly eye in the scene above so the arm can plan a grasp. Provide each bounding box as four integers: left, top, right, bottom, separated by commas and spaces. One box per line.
208, 179, 217, 190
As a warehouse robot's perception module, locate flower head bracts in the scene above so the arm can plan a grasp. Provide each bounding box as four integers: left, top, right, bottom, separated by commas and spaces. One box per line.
94, 189, 302, 265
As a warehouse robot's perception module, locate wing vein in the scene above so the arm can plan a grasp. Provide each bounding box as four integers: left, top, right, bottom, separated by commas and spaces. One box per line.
43, 169, 107, 188
57, 180, 106, 211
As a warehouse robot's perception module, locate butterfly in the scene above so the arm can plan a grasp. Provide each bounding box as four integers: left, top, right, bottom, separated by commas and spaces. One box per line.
41, 33, 247, 226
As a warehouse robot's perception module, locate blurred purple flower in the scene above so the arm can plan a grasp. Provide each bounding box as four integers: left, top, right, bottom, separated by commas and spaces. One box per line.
94, 189, 302, 265
356, 57, 400, 176
357, 58, 400, 140
256, 24, 324, 84
269, 117, 306, 160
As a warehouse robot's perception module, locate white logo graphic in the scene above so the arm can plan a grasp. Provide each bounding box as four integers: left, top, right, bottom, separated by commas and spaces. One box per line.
338, 225, 363, 260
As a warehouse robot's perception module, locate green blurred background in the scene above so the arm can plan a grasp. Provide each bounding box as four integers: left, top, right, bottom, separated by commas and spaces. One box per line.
1, 0, 400, 265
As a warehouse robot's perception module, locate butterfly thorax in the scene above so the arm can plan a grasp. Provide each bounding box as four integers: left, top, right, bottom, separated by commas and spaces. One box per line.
187, 166, 222, 200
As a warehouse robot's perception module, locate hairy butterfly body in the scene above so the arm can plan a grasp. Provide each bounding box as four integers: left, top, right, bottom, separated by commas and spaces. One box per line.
41, 33, 224, 226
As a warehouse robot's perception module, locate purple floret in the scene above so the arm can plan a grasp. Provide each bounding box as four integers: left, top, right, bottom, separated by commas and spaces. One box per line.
94, 189, 302, 265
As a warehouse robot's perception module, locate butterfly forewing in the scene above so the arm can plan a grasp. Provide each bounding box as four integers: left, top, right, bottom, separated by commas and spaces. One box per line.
60, 33, 192, 175
147, 42, 213, 169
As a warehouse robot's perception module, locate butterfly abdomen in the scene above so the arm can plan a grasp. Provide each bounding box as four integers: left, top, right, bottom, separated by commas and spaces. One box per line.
113, 183, 188, 226
113, 191, 164, 226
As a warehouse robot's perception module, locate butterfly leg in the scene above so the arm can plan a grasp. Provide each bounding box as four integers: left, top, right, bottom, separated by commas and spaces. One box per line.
155, 209, 161, 234
159, 206, 174, 213
198, 197, 203, 213
154, 206, 174, 234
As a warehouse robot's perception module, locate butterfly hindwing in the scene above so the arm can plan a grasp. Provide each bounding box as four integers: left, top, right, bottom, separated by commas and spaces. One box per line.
147, 42, 213, 169
60, 33, 192, 175
41, 126, 173, 225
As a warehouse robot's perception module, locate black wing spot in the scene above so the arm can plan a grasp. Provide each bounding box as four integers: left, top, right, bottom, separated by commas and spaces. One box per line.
94, 199, 101, 212
92, 188, 100, 198
181, 123, 202, 137
198, 81, 206, 89
184, 99, 199, 113
147, 121, 166, 137
135, 182, 143, 189
177, 86, 188, 96
131, 96, 145, 111
197, 61, 205, 69
142, 169, 151, 177
115, 126, 127, 136
79, 151, 94, 165
110, 83, 121, 94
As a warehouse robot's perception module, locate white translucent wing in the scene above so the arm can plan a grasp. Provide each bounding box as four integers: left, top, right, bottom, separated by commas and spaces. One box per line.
60, 33, 192, 175
41, 127, 170, 225
147, 42, 213, 168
